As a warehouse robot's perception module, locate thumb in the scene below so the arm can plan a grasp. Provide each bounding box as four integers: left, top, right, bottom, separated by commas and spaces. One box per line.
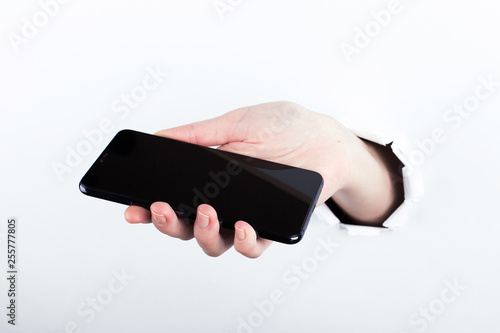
155, 108, 248, 147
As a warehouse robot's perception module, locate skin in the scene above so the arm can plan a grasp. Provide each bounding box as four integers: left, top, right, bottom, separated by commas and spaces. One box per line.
124, 101, 403, 258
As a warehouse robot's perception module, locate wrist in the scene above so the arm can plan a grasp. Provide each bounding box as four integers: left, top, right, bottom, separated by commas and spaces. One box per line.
331, 134, 403, 225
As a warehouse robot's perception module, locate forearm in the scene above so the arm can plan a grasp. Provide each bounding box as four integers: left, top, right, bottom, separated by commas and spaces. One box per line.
331, 135, 404, 226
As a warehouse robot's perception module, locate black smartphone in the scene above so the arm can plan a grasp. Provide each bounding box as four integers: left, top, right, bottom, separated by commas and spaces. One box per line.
79, 129, 323, 244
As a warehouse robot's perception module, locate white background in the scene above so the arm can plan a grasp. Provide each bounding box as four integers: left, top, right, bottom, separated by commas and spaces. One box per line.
1, 0, 499, 332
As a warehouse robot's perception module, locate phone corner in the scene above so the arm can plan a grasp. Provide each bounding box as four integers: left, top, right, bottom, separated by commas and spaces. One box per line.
287, 233, 304, 244
78, 180, 88, 194
116, 128, 135, 136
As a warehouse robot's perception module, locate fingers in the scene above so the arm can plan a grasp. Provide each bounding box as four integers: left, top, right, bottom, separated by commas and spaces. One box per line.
150, 202, 194, 240
233, 221, 273, 259
124, 205, 151, 223
125, 203, 272, 258
154, 107, 249, 146
193, 204, 233, 257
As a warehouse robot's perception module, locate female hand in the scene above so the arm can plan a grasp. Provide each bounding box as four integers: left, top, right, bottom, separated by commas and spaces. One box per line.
124, 101, 402, 258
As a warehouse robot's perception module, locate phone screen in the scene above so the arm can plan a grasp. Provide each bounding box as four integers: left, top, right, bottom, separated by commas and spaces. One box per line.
79, 130, 323, 244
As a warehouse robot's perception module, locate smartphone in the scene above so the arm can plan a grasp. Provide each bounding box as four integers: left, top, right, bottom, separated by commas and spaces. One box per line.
79, 129, 323, 244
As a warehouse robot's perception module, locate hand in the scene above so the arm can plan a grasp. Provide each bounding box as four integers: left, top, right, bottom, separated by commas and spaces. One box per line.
124, 101, 403, 257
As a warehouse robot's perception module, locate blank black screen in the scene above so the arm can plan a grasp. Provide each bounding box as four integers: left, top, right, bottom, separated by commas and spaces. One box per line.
80, 130, 323, 243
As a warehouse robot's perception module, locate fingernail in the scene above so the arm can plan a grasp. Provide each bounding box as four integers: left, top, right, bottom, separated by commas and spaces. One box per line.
197, 211, 209, 229
235, 226, 245, 241
151, 211, 166, 225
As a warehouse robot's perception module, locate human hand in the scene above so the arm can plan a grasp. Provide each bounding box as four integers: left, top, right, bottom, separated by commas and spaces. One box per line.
125, 101, 402, 257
